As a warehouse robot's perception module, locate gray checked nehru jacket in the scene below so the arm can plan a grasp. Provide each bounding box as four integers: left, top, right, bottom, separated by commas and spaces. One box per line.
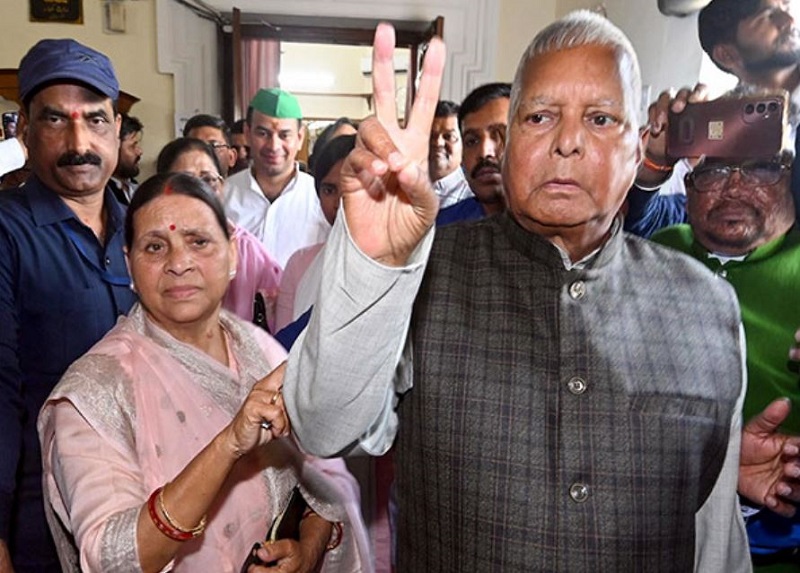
395, 213, 744, 572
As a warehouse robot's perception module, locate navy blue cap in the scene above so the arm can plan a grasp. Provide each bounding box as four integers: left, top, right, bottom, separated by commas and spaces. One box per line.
18, 39, 119, 103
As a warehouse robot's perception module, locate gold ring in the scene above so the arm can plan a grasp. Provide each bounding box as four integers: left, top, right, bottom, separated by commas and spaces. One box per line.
270, 385, 283, 405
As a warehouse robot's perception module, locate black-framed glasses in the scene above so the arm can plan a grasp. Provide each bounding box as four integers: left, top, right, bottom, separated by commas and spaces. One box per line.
687, 159, 790, 193
198, 172, 224, 188
180, 170, 223, 189
208, 142, 230, 150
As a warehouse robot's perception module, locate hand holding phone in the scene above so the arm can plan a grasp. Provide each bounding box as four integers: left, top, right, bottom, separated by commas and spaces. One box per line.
666, 92, 788, 161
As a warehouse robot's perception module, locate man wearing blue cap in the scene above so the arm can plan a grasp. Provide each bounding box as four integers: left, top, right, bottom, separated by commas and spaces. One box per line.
0, 39, 136, 572
224, 88, 329, 268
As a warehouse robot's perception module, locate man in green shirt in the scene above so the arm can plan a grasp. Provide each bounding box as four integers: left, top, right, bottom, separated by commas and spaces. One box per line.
653, 115, 800, 570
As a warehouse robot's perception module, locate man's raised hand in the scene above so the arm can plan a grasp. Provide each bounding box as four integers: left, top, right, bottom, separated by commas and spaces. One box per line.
340, 23, 446, 267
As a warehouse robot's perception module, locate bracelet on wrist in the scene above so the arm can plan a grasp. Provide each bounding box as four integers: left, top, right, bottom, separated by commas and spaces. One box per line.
326, 522, 343, 552
300, 507, 342, 552
642, 154, 674, 174
147, 486, 206, 542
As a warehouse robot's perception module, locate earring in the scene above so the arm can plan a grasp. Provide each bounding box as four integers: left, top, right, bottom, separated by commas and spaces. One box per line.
129, 282, 137, 293
229, 269, 237, 280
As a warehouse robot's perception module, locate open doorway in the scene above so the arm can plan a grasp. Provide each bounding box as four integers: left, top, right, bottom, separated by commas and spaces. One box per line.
220, 12, 442, 163
279, 41, 410, 162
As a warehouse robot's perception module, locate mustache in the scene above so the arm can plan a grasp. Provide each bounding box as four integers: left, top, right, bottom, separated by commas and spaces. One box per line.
470, 158, 501, 178
57, 152, 102, 167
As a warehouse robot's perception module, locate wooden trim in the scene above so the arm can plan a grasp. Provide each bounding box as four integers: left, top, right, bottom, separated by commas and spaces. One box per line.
232, 8, 243, 120
238, 23, 426, 47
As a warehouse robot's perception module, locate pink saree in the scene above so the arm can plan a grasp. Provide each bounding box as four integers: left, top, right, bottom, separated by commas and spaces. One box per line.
38, 304, 370, 572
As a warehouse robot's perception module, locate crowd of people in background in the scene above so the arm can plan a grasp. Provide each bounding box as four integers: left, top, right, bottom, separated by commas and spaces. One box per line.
3, 0, 800, 571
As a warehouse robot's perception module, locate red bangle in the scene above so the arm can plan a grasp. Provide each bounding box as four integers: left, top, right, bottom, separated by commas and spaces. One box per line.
643, 155, 674, 173
147, 487, 194, 542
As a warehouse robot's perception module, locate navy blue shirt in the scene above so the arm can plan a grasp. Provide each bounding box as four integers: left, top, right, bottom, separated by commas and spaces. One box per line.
623, 188, 687, 239
0, 175, 136, 569
435, 196, 486, 227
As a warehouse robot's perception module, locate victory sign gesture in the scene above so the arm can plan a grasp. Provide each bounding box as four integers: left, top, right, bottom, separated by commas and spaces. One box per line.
340, 23, 446, 267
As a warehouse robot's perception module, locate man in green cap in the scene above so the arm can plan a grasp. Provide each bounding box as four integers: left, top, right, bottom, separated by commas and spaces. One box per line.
224, 88, 329, 268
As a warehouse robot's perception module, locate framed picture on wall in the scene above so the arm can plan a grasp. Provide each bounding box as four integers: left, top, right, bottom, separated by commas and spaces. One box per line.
30, 0, 83, 24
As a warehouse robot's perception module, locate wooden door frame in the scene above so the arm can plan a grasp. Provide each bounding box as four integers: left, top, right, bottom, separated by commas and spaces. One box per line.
220, 13, 443, 125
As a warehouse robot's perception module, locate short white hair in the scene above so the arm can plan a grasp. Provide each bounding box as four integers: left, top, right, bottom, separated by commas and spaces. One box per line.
509, 10, 642, 129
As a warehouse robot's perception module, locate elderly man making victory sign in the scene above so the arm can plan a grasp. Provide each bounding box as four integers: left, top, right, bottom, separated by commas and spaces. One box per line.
284, 12, 800, 572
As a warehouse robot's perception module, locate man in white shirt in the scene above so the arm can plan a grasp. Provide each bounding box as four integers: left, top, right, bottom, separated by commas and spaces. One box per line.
429, 100, 473, 208
224, 88, 328, 268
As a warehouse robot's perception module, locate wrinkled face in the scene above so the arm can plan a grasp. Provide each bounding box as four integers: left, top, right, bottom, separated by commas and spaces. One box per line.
246, 111, 304, 179
168, 149, 225, 199
25, 84, 120, 199
116, 130, 142, 179
318, 159, 344, 225
127, 193, 236, 332
429, 115, 462, 181
503, 45, 643, 239
734, 0, 800, 73
687, 161, 795, 255
186, 126, 234, 178
461, 97, 509, 207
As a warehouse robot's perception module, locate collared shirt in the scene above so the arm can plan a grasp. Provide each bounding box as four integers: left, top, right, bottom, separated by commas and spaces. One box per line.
223, 164, 292, 242
108, 176, 138, 205
0, 175, 136, 545
432, 168, 473, 209
224, 164, 329, 267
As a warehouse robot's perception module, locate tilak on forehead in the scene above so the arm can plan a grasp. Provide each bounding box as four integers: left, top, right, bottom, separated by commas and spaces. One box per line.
169, 224, 176, 231
70, 111, 80, 119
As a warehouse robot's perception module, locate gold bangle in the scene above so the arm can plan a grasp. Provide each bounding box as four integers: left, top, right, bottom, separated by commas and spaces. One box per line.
157, 485, 207, 537
326, 521, 343, 552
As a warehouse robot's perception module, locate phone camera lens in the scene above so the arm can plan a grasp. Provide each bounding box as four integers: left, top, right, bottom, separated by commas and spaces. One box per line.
768, 101, 779, 112
745, 104, 755, 114
756, 103, 767, 114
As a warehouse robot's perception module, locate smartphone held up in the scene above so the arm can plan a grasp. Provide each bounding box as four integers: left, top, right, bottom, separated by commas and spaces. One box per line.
667, 91, 790, 161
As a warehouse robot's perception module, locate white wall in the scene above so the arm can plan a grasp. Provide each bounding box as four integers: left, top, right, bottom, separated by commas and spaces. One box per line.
1, 0, 196, 178
279, 43, 409, 121
556, 0, 705, 103
496, 0, 558, 82
165, 0, 502, 104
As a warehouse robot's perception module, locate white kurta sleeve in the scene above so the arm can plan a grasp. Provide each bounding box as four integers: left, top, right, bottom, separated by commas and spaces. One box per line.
693, 324, 751, 573
284, 214, 434, 457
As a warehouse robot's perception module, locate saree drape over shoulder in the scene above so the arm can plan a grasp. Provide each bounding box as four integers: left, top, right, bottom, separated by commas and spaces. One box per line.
38, 304, 370, 573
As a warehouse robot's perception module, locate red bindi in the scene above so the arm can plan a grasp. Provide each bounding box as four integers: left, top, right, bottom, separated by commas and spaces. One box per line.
70, 111, 80, 119
169, 224, 176, 231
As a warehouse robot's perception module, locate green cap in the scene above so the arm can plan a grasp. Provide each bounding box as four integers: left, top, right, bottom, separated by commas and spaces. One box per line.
249, 88, 303, 119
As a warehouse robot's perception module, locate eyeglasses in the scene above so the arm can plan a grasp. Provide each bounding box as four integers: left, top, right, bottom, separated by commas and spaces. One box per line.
198, 172, 224, 188
208, 142, 230, 150
179, 171, 223, 189
687, 159, 790, 193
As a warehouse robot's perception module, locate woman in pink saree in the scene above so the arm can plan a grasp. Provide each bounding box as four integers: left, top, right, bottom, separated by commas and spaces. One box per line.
157, 137, 283, 330
38, 173, 370, 573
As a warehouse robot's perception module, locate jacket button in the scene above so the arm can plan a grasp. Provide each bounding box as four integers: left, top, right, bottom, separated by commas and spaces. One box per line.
569, 280, 586, 299
569, 483, 590, 503
567, 376, 587, 395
